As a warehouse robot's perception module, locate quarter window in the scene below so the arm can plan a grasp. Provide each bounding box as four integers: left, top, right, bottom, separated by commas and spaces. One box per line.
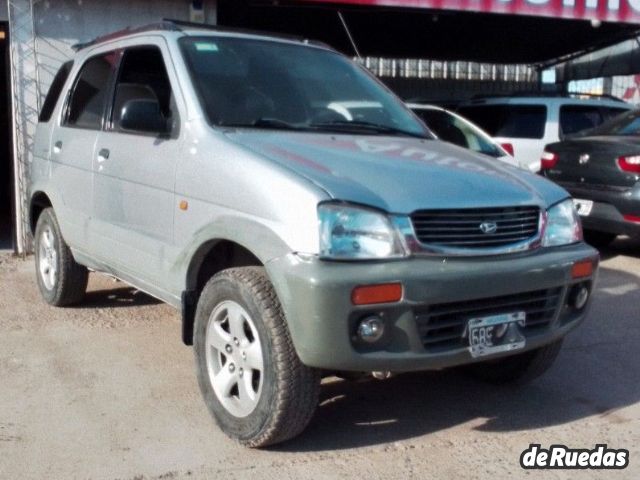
39, 61, 73, 123
66, 52, 119, 130
559, 105, 602, 136
458, 105, 547, 139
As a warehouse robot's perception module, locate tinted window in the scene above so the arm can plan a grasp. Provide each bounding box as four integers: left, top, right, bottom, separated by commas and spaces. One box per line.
602, 107, 628, 121
590, 110, 640, 136
560, 105, 602, 136
415, 109, 503, 157
111, 46, 176, 133
39, 61, 73, 123
458, 105, 547, 139
179, 37, 430, 138
66, 52, 119, 129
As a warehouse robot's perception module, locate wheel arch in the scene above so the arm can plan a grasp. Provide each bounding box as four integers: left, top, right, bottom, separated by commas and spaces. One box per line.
182, 239, 264, 345
29, 191, 53, 235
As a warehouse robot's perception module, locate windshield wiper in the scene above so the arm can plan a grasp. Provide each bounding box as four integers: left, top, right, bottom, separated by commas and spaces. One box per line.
309, 120, 430, 138
219, 118, 308, 131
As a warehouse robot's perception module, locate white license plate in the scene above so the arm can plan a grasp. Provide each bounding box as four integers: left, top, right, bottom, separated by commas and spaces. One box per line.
467, 312, 526, 358
573, 198, 594, 216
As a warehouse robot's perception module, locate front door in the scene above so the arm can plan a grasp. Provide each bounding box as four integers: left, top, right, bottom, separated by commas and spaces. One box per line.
92, 42, 184, 293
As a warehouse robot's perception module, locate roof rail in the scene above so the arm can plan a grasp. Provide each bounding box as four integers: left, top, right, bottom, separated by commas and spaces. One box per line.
72, 21, 179, 51
72, 19, 331, 52
469, 91, 626, 103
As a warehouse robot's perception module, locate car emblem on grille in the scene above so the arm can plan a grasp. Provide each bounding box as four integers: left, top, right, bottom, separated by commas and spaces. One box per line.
479, 221, 498, 234
579, 154, 590, 165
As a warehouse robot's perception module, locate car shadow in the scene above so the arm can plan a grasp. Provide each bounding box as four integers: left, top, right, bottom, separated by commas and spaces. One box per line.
77, 286, 161, 309
594, 235, 640, 261
273, 264, 640, 452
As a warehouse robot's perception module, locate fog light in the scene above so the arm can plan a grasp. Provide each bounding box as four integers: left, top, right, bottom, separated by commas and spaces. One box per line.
570, 284, 590, 310
357, 316, 385, 343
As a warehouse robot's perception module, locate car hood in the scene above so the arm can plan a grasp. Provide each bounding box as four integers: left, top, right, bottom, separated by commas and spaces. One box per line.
225, 131, 568, 213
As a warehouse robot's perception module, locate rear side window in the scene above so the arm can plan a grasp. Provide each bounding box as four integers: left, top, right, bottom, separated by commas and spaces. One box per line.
65, 51, 119, 130
458, 105, 547, 139
415, 109, 502, 157
559, 105, 602, 136
602, 107, 628, 121
39, 61, 73, 123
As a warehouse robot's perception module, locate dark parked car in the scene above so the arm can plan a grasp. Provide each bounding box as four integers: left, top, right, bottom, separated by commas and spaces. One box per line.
541, 109, 640, 246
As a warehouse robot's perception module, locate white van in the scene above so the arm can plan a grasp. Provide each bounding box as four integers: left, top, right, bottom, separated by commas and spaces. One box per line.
458, 95, 631, 172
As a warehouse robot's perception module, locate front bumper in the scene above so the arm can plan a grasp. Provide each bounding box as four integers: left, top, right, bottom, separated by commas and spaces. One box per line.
563, 183, 640, 236
266, 243, 598, 372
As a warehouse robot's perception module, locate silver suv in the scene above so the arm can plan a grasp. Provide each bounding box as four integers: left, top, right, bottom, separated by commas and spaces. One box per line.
31, 21, 599, 447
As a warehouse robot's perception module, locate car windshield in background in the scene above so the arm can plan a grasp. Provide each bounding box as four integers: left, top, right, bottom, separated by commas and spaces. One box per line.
587, 110, 640, 136
414, 109, 504, 158
458, 105, 546, 139
179, 37, 431, 138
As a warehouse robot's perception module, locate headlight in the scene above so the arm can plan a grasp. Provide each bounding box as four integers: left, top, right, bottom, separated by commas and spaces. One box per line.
542, 199, 582, 247
318, 203, 406, 260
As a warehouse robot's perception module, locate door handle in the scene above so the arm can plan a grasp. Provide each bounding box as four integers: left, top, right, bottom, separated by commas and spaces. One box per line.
52, 141, 62, 154
97, 148, 110, 162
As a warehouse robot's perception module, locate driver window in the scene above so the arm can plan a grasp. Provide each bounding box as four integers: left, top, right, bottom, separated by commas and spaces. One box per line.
112, 46, 177, 134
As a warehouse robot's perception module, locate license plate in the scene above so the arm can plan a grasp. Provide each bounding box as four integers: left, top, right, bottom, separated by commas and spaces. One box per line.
467, 312, 526, 358
573, 198, 594, 216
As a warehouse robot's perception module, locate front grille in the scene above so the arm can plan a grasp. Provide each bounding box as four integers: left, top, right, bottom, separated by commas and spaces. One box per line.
415, 287, 563, 351
410, 206, 540, 249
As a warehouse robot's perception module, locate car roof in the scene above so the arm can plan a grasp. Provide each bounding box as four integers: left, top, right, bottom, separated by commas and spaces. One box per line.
460, 95, 630, 109
406, 103, 446, 112
72, 19, 333, 53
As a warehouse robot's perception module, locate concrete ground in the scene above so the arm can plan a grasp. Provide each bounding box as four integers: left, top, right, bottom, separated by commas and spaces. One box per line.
0, 240, 639, 480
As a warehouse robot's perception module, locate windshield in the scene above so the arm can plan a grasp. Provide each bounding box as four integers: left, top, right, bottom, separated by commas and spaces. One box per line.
413, 108, 505, 158
587, 109, 640, 136
179, 37, 431, 138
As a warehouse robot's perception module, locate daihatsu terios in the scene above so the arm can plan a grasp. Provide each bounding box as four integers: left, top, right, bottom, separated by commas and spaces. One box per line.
30, 21, 598, 447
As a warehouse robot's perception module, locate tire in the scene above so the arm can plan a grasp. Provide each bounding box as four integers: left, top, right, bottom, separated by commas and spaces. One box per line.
583, 230, 617, 249
34, 207, 89, 306
465, 339, 563, 385
193, 267, 320, 447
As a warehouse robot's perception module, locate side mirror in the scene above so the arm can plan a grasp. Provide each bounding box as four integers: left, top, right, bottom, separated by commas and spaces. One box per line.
119, 99, 169, 134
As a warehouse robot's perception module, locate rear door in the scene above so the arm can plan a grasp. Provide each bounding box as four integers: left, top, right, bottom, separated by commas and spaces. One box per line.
48, 52, 118, 250
91, 40, 184, 292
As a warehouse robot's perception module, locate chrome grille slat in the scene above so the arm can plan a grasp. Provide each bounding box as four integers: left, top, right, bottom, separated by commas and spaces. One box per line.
415, 287, 562, 351
411, 206, 540, 250
416, 224, 537, 232
418, 230, 537, 240
412, 216, 539, 225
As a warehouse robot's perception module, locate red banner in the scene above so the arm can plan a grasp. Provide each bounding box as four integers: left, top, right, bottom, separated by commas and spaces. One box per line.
297, 0, 640, 24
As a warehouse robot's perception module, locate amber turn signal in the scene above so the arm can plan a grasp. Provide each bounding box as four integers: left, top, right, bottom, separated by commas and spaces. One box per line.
571, 260, 594, 279
351, 283, 403, 305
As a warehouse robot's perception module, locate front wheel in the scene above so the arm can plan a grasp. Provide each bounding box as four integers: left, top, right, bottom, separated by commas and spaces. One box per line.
34, 207, 88, 306
194, 267, 320, 447
464, 339, 563, 385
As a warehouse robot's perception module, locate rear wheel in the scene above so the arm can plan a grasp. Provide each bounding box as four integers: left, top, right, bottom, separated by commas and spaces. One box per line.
34, 207, 88, 306
194, 267, 320, 447
583, 230, 617, 249
465, 339, 563, 385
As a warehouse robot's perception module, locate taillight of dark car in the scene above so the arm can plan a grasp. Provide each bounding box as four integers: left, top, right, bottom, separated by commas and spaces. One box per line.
541, 150, 559, 170
617, 155, 640, 173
